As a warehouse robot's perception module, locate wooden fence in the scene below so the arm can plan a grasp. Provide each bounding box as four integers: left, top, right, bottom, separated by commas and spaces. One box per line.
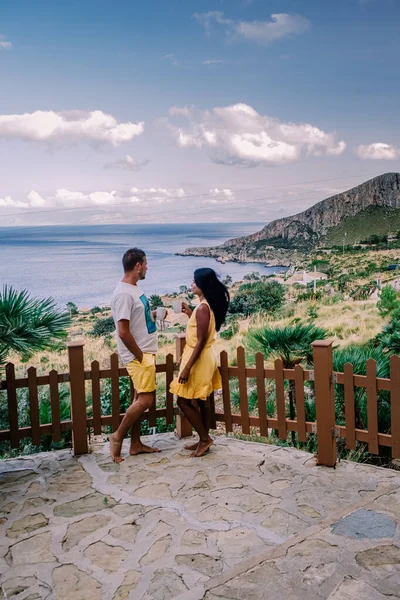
1, 335, 400, 467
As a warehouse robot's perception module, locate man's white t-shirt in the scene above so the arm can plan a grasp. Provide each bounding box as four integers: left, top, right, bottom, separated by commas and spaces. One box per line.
111, 281, 158, 364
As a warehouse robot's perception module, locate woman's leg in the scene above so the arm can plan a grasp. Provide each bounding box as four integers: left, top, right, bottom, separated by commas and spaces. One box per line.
177, 397, 213, 457
185, 399, 212, 451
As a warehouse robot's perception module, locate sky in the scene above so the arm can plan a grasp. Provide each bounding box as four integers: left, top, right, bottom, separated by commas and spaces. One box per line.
0, 0, 399, 226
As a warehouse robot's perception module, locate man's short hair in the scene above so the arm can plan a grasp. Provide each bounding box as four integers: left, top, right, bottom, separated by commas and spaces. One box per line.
122, 248, 146, 272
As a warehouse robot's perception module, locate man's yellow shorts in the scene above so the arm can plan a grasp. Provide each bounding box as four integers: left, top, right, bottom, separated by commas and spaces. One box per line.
125, 353, 156, 394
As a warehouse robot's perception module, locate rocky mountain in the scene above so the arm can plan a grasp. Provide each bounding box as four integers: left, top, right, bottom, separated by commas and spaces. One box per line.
180, 173, 400, 264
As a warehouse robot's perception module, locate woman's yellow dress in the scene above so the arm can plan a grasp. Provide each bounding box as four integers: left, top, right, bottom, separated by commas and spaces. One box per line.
170, 299, 222, 401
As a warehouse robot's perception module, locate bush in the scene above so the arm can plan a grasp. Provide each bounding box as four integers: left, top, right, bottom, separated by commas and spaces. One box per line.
91, 316, 115, 336
229, 280, 285, 316
376, 285, 400, 317
66, 302, 79, 316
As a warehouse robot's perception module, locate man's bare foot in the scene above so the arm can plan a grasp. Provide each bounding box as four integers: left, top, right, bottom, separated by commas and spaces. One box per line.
129, 442, 161, 456
190, 437, 213, 458
110, 434, 124, 463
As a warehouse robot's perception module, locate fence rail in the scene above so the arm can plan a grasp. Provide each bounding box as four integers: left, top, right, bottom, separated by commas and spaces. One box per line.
1, 337, 399, 466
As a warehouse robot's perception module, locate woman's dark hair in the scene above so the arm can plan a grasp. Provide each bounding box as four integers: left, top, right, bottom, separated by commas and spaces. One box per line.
194, 268, 230, 331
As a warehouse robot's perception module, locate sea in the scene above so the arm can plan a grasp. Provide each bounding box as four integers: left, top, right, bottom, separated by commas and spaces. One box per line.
0, 223, 281, 309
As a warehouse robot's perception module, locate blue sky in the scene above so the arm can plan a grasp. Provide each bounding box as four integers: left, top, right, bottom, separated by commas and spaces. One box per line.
0, 0, 399, 226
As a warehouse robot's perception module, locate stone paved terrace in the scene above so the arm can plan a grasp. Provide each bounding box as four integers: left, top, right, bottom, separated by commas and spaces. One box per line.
0, 435, 400, 599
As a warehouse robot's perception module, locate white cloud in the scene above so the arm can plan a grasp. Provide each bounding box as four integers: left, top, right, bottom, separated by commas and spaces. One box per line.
0, 186, 192, 210
202, 58, 224, 65
194, 11, 310, 44
104, 155, 150, 171
163, 53, 179, 66
0, 196, 28, 208
356, 142, 400, 160
0, 39, 12, 49
166, 103, 346, 167
0, 110, 144, 147
205, 188, 235, 203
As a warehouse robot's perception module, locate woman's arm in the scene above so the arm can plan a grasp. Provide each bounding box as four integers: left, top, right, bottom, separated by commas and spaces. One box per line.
178, 304, 210, 383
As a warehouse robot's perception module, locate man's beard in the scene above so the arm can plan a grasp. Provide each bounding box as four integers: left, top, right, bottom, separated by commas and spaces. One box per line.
139, 272, 146, 280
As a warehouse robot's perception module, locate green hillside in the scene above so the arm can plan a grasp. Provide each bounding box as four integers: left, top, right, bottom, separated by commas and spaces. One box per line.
323, 206, 400, 247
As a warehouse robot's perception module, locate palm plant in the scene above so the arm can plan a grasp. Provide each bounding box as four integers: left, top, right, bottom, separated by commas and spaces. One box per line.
332, 345, 390, 432
0, 285, 70, 367
247, 323, 328, 442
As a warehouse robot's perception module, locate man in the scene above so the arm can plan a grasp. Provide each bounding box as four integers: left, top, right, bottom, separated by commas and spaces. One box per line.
110, 248, 161, 462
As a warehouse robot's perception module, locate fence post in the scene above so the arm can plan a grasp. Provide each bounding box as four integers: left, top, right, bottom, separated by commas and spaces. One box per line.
312, 340, 336, 467
67, 341, 89, 455
175, 334, 193, 438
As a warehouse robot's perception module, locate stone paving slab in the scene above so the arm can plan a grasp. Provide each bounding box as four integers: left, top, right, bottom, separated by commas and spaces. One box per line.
0, 434, 399, 599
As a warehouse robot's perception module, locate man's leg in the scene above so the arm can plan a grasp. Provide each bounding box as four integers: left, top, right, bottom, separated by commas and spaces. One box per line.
177, 397, 213, 457
129, 392, 160, 455
110, 392, 156, 463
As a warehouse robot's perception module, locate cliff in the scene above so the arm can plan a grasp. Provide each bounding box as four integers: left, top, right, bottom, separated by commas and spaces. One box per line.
180, 173, 400, 263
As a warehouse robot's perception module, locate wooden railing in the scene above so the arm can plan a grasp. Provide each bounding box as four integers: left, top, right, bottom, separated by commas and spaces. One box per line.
1, 336, 400, 467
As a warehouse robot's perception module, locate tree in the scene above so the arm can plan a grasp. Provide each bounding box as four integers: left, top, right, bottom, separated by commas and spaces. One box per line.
66, 301, 78, 316
247, 323, 328, 443
229, 280, 285, 316
149, 295, 164, 310
0, 286, 70, 367
376, 285, 400, 317
222, 275, 233, 287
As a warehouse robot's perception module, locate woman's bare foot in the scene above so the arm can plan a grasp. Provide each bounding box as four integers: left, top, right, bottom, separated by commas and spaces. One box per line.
110, 434, 124, 463
129, 442, 161, 456
190, 437, 213, 458
184, 441, 200, 451
184, 441, 210, 453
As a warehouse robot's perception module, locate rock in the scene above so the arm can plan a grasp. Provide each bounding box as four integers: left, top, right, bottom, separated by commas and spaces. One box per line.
270, 479, 292, 490
331, 510, 397, 540
140, 535, 172, 566
298, 505, 322, 519
109, 522, 139, 544
355, 545, 400, 568
53, 564, 102, 600
147, 569, 187, 600
112, 503, 146, 518
216, 475, 243, 489
62, 514, 111, 551
23, 497, 55, 510
328, 577, 388, 599
288, 539, 337, 558
147, 457, 171, 467
0, 576, 38, 598
135, 483, 171, 500
175, 553, 223, 577
0, 517, 7, 526
1, 502, 17, 514
6, 513, 48, 538
54, 493, 116, 517
0, 470, 36, 489
216, 528, 265, 558
6, 532, 54, 565
208, 561, 281, 600
84, 541, 128, 572
181, 529, 208, 547
113, 571, 140, 600
261, 508, 307, 537
45, 469, 92, 494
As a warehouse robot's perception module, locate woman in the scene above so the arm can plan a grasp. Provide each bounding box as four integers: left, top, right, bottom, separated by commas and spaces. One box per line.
170, 268, 230, 457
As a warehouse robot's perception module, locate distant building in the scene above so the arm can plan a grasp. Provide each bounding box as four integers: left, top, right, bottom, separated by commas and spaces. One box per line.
285, 270, 328, 286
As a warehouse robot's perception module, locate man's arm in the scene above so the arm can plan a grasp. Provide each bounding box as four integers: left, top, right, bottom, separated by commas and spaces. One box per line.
178, 304, 210, 383
118, 320, 143, 363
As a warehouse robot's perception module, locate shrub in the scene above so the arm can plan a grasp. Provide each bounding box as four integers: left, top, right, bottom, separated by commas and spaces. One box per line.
229, 280, 285, 316
376, 285, 400, 317
91, 316, 115, 337
149, 295, 164, 310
